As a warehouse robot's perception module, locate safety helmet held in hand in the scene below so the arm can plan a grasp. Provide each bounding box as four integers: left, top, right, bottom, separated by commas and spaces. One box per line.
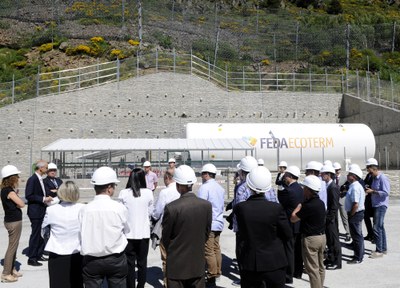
301, 175, 321, 192
90, 166, 120, 185
1, 165, 21, 179
48, 163, 58, 170
246, 166, 272, 193
320, 164, 335, 174
237, 156, 258, 172
173, 165, 197, 185
348, 164, 363, 179
285, 165, 301, 178
201, 163, 217, 174
365, 158, 378, 167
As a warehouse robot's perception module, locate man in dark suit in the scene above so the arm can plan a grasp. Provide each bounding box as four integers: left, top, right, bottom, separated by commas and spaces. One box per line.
25, 160, 53, 266
277, 166, 304, 283
235, 166, 292, 288
162, 165, 212, 288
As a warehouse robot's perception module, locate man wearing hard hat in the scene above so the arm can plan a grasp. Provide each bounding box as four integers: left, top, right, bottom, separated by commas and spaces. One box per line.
161, 165, 212, 288
198, 163, 225, 288
43, 162, 63, 206
291, 175, 326, 288
275, 161, 288, 192
344, 164, 365, 264
235, 166, 292, 288
79, 166, 130, 287
143, 161, 158, 192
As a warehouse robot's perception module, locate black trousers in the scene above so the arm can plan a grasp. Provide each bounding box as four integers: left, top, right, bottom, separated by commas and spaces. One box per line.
283, 233, 303, 281
241, 268, 286, 288
325, 218, 342, 267
125, 238, 150, 288
48, 252, 83, 288
82, 252, 128, 288
167, 276, 204, 288
28, 218, 45, 260
364, 194, 374, 237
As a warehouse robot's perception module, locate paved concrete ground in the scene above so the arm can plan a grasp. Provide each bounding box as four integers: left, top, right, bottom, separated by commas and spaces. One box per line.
1, 193, 399, 288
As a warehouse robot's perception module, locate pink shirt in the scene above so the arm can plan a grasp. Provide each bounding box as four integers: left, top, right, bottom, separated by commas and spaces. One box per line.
145, 171, 158, 190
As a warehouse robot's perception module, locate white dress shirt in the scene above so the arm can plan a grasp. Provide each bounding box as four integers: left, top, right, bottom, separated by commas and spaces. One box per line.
118, 188, 154, 239
42, 202, 85, 255
152, 182, 180, 221
79, 194, 129, 257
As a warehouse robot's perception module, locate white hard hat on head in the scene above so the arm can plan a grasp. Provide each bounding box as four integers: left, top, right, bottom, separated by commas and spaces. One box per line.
168, 158, 176, 163
257, 158, 264, 166
201, 163, 217, 174
306, 161, 322, 171
1, 165, 21, 179
348, 164, 363, 179
48, 163, 58, 170
285, 165, 300, 178
173, 165, 197, 185
320, 164, 335, 174
333, 162, 342, 170
237, 156, 258, 172
143, 161, 151, 167
90, 166, 120, 185
246, 166, 272, 193
301, 175, 321, 192
366, 158, 378, 166
279, 161, 288, 167
323, 160, 333, 167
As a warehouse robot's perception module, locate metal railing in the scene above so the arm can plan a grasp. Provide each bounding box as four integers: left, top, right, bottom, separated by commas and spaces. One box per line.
1, 51, 400, 111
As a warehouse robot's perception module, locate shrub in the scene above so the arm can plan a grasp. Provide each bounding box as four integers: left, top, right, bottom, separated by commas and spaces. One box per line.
38, 43, 54, 53
128, 39, 140, 46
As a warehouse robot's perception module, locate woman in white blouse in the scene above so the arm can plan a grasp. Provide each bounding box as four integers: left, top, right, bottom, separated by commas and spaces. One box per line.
119, 168, 154, 288
42, 181, 85, 288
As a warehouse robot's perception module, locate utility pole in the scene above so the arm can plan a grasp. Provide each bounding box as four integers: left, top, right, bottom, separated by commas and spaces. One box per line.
137, 0, 143, 51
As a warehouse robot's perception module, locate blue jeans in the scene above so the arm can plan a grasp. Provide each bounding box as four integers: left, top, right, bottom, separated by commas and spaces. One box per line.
373, 206, 387, 253
348, 211, 364, 261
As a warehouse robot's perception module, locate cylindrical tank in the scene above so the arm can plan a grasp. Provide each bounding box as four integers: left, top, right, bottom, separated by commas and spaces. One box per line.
186, 123, 375, 171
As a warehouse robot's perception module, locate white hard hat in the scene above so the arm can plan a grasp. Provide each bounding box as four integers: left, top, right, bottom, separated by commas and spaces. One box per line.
1, 165, 21, 179
173, 165, 197, 185
305, 161, 322, 171
257, 158, 264, 166
246, 166, 272, 193
348, 164, 363, 179
323, 160, 333, 167
279, 161, 288, 167
237, 156, 258, 172
168, 158, 176, 163
90, 166, 120, 185
143, 161, 151, 167
285, 165, 300, 178
320, 164, 335, 174
201, 163, 217, 174
333, 162, 342, 170
366, 158, 378, 166
301, 175, 321, 192
48, 163, 58, 170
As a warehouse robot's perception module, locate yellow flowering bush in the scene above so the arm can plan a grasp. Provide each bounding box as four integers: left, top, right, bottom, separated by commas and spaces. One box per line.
91, 36, 105, 43
261, 59, 271, 66
38, 43, 54, 53
128, 39, 140, 46
11, 60, 27, 69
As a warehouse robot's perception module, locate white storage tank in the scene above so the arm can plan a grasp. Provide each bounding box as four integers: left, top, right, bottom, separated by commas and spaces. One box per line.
186, 123, 375, 171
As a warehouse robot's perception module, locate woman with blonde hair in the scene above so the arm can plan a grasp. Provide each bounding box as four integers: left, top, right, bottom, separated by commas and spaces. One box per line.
1, 165, 25, 283
42, 181, 85, 288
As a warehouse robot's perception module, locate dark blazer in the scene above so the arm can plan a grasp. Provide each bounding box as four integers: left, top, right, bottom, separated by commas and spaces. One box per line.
25, 173, 47, 219
162, 192, 212, 280
234, 194, 292, 272
278, 181, 304, 233
43, 177, 63, 198
326, 181, 340, 223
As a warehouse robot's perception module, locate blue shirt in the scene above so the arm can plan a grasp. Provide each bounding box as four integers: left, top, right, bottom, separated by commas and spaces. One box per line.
265, 187, 279, 203
345, 181, 365, 212
371, 172, 390, 208
198, 179, 225, 231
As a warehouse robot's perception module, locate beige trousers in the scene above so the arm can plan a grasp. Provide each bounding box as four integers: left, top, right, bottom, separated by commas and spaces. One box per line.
205, 231, 222, 279
3, 220, 22, 275
302, 235, 326, 288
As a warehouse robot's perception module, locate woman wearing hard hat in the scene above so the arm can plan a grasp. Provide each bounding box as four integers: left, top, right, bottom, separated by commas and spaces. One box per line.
1, 165, 25, 283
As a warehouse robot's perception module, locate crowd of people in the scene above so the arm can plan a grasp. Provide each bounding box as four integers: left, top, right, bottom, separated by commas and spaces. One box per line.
0, 156, 390, 288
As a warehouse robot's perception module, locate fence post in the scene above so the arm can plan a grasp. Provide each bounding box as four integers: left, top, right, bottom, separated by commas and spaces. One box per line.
78, 66, 81, 89
97, 59, 100, 85
392, 21, 396, 53
58, 70, 61, 95
276, 69, 278, 91
366, 72, 370, 102
378, 72, 381, 105
190, 49, 193, 75
12, 74, 15, 104
36, 67, 40, 98
156, 47, 158, 72
309, 68, 312, 93
243, 66, 245, 91
346, 24, 350, 70
136, 54, 139, 78
208, 57, 211, 80
356, 70, 360, 98
117, 59, 120, 89
325, 67, 328, 93
293, 71, 295, 92
173, 48, 176, 73
295, 22, 299, 61
390, 74, 394, 109
259, 64, 262, 92
225, 64, 228, 91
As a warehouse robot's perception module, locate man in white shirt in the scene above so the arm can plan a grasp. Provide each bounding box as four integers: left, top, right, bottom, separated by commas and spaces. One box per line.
79, 166, 130, 288
151, 171, 180, 286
